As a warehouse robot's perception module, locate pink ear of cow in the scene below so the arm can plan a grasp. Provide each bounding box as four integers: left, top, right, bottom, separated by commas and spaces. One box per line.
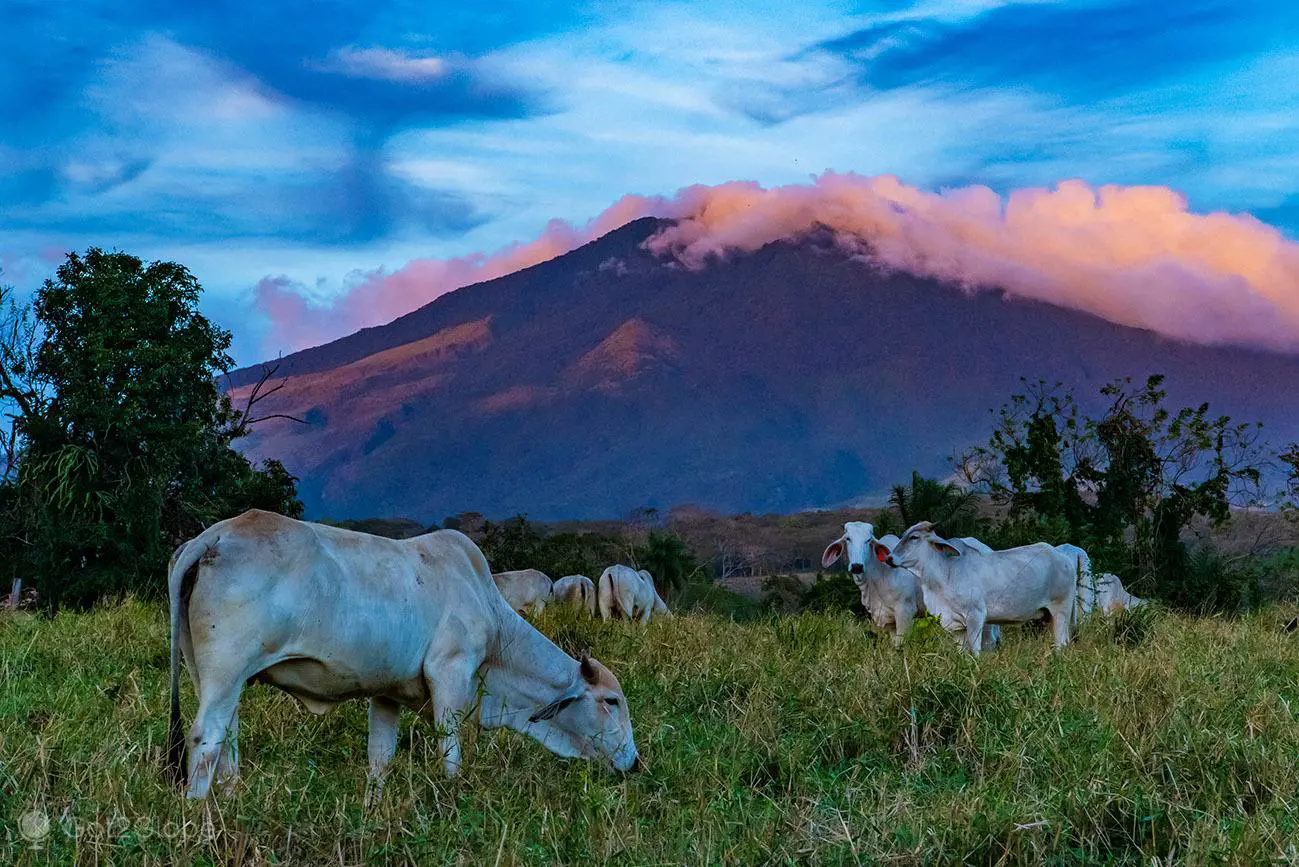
821, 539, 845, 569
873, 542, 889, 563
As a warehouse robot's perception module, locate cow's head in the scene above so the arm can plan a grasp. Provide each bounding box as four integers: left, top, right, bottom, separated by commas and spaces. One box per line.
822, 521, 889, 578
886, 521, 962, 571
526, 654, 639, 772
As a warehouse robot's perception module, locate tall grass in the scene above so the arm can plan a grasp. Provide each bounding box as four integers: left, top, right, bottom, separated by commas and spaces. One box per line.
2, 601, 1299, 864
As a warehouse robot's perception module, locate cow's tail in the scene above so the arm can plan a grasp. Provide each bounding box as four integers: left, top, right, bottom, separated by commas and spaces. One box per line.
165, 536, 209, 786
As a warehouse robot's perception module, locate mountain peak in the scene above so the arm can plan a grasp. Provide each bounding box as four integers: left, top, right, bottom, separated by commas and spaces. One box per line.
232, 219, 1299, 521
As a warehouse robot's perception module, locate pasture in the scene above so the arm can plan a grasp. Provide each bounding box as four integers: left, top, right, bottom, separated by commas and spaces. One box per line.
2, 599, 1299, 865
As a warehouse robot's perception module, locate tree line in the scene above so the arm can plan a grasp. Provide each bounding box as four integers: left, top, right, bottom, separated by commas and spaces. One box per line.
3, 249, 1297, 612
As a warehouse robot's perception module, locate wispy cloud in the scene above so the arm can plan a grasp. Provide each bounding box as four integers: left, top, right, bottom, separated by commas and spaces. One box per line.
255, 174, 1299, 357
315, 46, 450, 83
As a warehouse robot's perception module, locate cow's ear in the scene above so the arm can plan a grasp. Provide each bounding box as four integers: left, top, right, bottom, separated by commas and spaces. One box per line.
929, 539, 961, 558
579, 653, 599, 684
869, 539, 890, 563
821, 538, 845, 569
529, 694, 580, 723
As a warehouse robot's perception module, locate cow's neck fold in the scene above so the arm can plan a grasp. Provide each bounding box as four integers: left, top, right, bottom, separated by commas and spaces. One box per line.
481, 613, 579, 714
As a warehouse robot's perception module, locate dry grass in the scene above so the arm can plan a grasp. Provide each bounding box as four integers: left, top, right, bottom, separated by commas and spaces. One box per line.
3, 601, 1299, 864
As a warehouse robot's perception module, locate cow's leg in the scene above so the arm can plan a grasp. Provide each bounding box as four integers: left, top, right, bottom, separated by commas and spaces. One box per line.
424, 657, 478, 778
638, 598, 653, 625
936, 610, 965, 650
892, 606, 914, 649
214, 710, 240, 791
981, 624, 1000, 651
599, 584, 614, 621
534, 599, 545, 616
186, 679, 244, 799
965, 609, 987, 656
1049, 603, 1072, 650
364, 697, 401, 808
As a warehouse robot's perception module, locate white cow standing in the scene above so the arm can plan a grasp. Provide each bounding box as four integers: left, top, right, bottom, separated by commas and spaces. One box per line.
886, 521, 1076, 655
598, 565, 671, 623
492, 568, 554, 616
165, 510, 640, 802
822, 522, 922, 647
823, 522, 1000, 648
553, 574, 598, 617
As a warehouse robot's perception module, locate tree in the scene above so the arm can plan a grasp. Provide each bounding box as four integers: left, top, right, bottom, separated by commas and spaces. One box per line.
958, 375, 1265, 610
887, 471, 984, 539
0, 250, 301, 609
636, 531, 701, 597
1282, 443, 1299, 514
476, 515, 546, 573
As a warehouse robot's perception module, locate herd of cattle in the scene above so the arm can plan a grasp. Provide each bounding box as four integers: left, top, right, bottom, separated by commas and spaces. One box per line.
491, 564, 672, 623
161, 509, 1144, 801
821, 520, 1145, 655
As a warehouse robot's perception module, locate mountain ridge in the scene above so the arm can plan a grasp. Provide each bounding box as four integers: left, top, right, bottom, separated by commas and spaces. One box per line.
230, 219, 1299, 521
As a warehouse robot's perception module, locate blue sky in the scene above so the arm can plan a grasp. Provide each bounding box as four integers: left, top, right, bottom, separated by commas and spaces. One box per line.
2, 0, 1296, 363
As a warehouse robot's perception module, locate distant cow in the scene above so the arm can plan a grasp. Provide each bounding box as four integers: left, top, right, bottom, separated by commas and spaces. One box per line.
886, 521, 1076, 655
165, 510, 640, 802
823, 522, 999, 648
1054, 546, 1148, 621
598, 565, 670, 623
553, 574, 597, 617
1094, 572, 1147, 615
492, 569, 554, 616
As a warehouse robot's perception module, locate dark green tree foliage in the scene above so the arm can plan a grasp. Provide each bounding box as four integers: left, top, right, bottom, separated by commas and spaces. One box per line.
0, 250, 301, 609
637, 531, 701, 596
887, 471, 983, 538
959, 375, 1264, 611
1281, 443, 1299, 512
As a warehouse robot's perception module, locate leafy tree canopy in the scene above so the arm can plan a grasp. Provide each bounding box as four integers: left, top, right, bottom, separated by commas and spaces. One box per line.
0, 250, 301, 609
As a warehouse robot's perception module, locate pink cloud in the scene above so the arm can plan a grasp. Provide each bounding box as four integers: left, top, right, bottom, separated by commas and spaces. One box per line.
255, 173, 1299, 357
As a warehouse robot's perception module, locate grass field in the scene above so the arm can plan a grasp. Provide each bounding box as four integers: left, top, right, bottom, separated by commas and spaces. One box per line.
3, 597, 1299, 865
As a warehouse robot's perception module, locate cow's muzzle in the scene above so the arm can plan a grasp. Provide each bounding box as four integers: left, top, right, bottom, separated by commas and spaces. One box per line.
849, 563, 864, 575
629, 754, 642, 773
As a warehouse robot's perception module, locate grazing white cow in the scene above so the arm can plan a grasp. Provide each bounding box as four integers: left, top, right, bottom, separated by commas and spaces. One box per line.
165, 510, 640, 802
492, 568, 553, 616
886, 521, 1076, 655
823, 523, 1000, 648
1053, 545, 1147, 621
598, 565, 671, 623
553, 574, 598, 617
1094, 572, 1147, 615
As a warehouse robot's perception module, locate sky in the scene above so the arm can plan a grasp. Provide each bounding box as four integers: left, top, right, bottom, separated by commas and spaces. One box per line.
2, 0, 1297, 364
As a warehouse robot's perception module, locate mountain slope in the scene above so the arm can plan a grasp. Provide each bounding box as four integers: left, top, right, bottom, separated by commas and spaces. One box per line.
232, 218, 1299, 520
